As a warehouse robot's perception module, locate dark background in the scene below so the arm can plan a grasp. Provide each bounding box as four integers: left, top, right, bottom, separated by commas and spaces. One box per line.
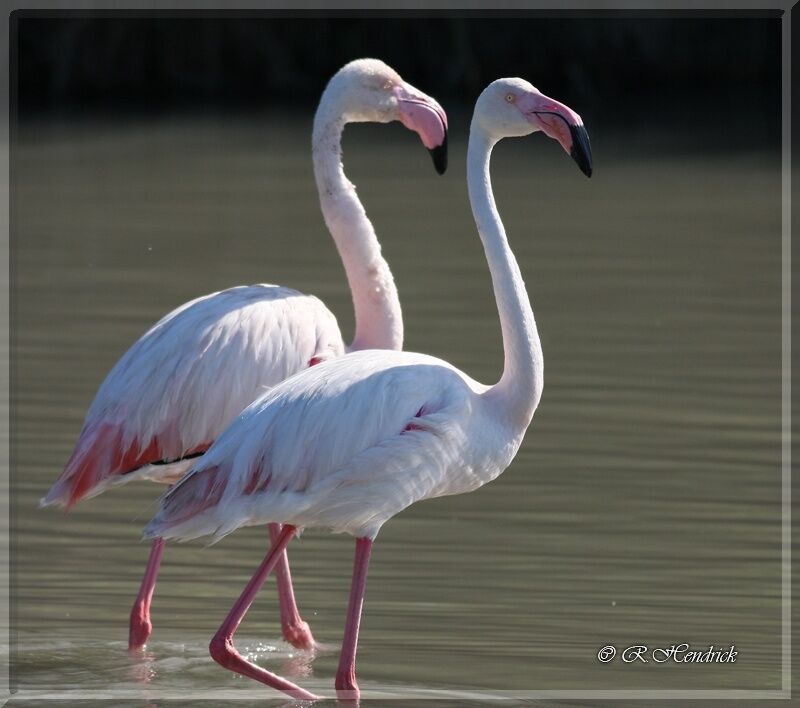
13, 12, 782, 147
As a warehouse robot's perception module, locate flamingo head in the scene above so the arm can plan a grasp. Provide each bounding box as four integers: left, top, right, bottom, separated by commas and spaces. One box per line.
332, 59, 448, 174
475, 78, 592, 178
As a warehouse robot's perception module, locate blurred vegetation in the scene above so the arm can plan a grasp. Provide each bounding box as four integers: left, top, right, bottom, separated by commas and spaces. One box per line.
13, 13, 781, 143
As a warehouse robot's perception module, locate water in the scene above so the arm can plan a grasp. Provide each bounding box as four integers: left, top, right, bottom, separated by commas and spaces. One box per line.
10, 115, 783, 703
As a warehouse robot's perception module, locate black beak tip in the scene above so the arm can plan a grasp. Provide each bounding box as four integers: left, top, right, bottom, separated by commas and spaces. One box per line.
569, 124, 593, 178
428, 133, 448, 175
572, 151, 592, 178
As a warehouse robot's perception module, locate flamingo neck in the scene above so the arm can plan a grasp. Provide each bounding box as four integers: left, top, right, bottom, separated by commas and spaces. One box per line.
468, 123, 543, 428
312, 93, 403, 352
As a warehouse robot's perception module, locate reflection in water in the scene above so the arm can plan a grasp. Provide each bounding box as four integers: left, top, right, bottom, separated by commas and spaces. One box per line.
127, 639, 318, 690
128, 645, 157, 685
11, 117, 782, 699
239, 639, 319, 679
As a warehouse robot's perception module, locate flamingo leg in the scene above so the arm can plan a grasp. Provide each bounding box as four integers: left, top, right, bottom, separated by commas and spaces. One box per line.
335, 537, 373, 699
128, 537, 166, 650
209, 524, 320, 701
269, 522, 316, 650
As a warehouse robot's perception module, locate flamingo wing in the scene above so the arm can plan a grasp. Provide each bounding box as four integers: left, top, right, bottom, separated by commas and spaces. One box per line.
43, 284, 344, 508
144, 349, 482, 542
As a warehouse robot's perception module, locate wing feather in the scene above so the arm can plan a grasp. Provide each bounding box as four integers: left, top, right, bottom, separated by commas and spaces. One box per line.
43, 284, 344, 507
145, 350, 477, 541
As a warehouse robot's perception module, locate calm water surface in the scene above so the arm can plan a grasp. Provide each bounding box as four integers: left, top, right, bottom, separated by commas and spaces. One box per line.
10, 115, 782, 703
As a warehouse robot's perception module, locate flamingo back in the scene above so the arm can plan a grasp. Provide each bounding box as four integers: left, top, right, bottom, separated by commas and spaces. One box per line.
42, 284, 344, 508
144, 350, 492, 541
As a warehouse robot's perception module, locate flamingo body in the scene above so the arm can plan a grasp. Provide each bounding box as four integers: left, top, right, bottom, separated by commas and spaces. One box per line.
42, 284, 344, 508
146, 349, 523, 542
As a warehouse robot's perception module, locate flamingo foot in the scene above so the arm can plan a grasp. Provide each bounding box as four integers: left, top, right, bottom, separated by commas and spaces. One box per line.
128, 602, 153, 650
335, 668, 360, 701
210, 633, 321, 701
209, 525, 320, 701
282, 618, 316, 651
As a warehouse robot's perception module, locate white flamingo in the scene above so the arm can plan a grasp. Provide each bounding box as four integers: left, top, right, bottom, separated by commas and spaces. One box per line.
41, 58, 448, 651
144, 77, 591, 700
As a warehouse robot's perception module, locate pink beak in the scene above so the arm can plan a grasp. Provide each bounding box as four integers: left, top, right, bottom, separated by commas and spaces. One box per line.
394, 83, 448, 174
519, 92, 592, 177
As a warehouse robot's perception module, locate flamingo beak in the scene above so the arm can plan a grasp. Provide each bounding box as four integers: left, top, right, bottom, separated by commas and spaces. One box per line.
521, 92, 593, 178
394, 83, 449, 175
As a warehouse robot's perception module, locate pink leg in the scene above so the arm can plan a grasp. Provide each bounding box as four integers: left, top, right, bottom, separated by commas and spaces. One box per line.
129, 537, 166, 650
335, 537, 373, 700
209, 525, 320, 701
269, 523, 316, 650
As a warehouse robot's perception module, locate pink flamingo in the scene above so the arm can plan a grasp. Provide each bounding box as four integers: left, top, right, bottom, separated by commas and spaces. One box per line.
40, 58, 447, 651
144, 78, 591, 700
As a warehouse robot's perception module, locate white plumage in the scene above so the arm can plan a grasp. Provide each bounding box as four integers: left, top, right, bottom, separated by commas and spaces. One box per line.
111, 286, 341, 445
146, 349, 521, 542
41, 285, 343, 505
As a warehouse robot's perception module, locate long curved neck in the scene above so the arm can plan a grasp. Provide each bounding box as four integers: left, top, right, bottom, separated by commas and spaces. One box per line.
312, 90, 403, 352
468, 122, 543, 427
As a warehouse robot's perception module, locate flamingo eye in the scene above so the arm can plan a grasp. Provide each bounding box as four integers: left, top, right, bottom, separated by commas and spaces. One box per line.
505, 93, 515, 103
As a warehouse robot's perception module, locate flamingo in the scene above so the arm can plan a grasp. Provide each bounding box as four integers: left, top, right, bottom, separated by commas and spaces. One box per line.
144, 77, 592, 700
40, 58, 448, 652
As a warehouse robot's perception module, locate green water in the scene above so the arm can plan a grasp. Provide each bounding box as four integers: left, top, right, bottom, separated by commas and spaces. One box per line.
10, 115, 783, 703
